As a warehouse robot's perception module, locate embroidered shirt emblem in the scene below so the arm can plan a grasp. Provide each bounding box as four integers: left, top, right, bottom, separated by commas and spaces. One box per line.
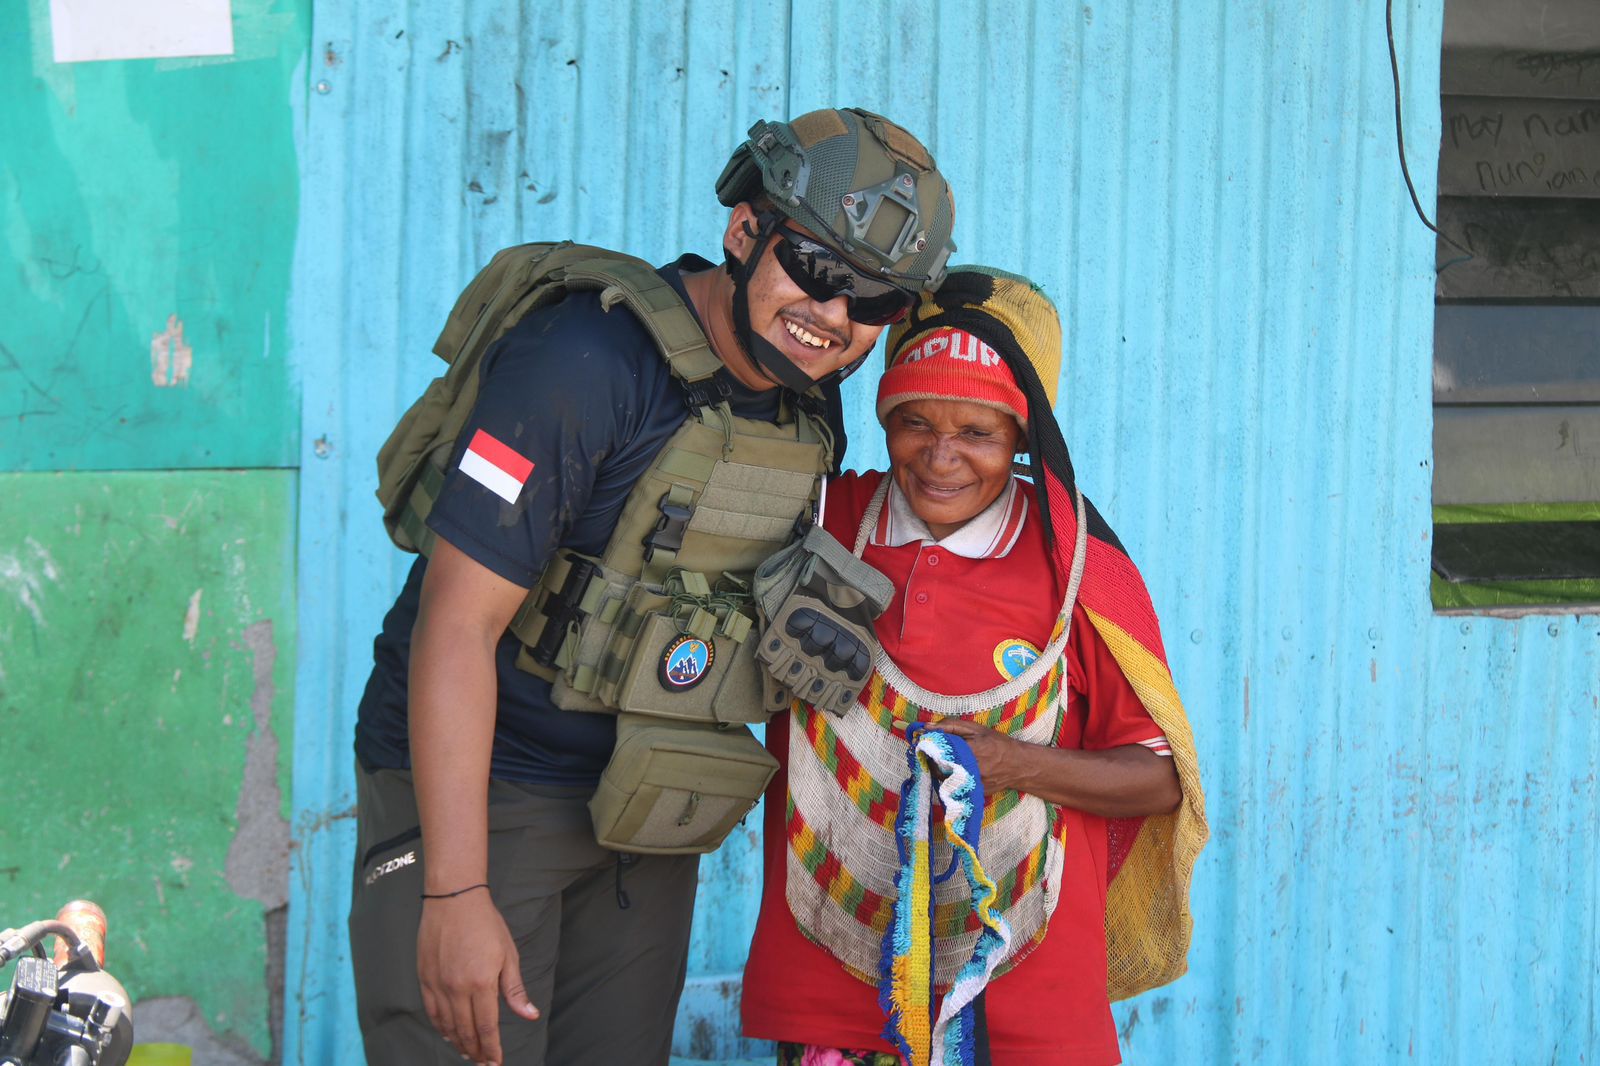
992, 638, 1041, 680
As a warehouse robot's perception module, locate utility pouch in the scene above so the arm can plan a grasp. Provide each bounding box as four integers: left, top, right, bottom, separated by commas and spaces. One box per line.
547, 576, 660, 713
753, 525, 894, 716
589, 713, 778, 854
611, 613, 766, 725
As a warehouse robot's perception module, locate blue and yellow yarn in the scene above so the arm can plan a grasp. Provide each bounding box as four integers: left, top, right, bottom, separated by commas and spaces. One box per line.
879, 724, 1013, 1066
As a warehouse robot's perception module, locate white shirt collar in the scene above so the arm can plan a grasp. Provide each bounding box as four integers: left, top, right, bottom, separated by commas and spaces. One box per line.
872, 475, 1029, 559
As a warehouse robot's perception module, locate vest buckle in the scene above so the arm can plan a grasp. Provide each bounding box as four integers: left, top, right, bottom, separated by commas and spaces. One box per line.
681, 369, 734, 411
643, 495, 693, 561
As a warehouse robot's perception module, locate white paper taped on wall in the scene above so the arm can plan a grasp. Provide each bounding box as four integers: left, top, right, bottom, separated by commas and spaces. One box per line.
51, 0, 234, 64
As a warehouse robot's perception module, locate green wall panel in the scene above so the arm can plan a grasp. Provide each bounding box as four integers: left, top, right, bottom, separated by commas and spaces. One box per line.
0, 470, 296, 1058
0, 1, 309, 472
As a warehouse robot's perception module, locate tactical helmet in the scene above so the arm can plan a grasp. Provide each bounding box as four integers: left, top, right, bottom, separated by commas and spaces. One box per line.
716, 108, 956, 291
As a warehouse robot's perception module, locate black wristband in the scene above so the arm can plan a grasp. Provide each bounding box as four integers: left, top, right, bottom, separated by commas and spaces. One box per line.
419, 882, 489, 900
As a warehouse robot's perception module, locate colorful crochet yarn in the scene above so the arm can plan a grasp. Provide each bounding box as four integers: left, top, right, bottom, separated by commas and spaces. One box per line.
879, 724, 1012, 1066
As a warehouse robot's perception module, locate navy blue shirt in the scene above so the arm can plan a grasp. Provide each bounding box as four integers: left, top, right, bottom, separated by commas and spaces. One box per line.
354, 254, 785, 785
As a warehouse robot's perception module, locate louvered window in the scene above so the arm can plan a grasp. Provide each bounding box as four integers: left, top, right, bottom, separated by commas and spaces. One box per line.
1431, 0, 1600, 610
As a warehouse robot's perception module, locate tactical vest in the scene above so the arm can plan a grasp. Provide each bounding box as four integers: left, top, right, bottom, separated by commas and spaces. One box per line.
519, 395, 831, 724
376, 242, 832, 852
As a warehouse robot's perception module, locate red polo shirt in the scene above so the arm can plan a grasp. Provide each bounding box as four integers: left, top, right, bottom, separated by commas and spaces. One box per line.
742, 472, 1166, 1065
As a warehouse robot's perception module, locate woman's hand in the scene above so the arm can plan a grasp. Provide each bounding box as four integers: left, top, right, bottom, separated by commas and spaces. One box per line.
916, 717, 1182, 818
926, 717, 1027, 792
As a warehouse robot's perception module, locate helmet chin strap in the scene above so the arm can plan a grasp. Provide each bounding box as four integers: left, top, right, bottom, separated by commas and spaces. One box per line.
724, 215, 870, 396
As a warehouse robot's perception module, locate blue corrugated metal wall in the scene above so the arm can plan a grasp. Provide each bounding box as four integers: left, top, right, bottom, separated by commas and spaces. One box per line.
287, 2, 1600, 1063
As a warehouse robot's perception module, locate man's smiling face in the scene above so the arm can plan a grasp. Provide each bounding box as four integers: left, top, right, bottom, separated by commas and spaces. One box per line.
716, 202, 886, 391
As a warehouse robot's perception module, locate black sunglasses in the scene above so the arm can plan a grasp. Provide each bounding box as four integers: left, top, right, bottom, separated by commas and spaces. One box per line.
769, 224, 916, 326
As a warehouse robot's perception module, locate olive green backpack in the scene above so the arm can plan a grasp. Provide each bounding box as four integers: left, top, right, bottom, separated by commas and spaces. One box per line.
377, 241, 729, 556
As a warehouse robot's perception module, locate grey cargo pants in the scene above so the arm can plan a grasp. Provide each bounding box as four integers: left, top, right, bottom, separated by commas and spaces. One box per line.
349, 766, 699, 1065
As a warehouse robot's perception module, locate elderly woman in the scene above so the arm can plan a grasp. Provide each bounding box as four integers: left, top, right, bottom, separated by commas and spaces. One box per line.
740, 269, 1208, 1066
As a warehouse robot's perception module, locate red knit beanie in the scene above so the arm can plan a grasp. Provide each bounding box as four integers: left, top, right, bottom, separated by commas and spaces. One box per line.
875, 326, 1029, 428
877, 267, 1062, 431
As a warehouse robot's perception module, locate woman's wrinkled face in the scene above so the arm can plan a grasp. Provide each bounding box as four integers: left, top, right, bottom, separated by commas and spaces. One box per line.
885, 398, 1024, 540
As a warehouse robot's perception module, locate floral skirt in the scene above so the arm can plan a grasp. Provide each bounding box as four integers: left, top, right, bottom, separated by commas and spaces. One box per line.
776, 1043, 906, 1066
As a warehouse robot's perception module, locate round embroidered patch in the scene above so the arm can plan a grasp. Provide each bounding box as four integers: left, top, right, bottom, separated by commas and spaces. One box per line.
660, 634, 714, 690
993, 638, 1041, 680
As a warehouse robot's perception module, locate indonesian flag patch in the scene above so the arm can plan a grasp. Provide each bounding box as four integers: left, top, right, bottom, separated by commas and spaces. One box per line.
458, 429, 534, 504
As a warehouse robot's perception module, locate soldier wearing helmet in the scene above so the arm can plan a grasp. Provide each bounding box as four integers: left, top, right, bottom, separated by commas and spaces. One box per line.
709, 108, 956, 393
349, 108, 955, 1066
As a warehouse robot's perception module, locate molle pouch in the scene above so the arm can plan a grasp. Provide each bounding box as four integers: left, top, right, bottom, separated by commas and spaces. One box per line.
589, 713, 778, 854
611, 613, 770, 724
753, 525, 894, 716
528, 554, 635, 714
599, 571, 768, 725
548, 581, 675, 713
